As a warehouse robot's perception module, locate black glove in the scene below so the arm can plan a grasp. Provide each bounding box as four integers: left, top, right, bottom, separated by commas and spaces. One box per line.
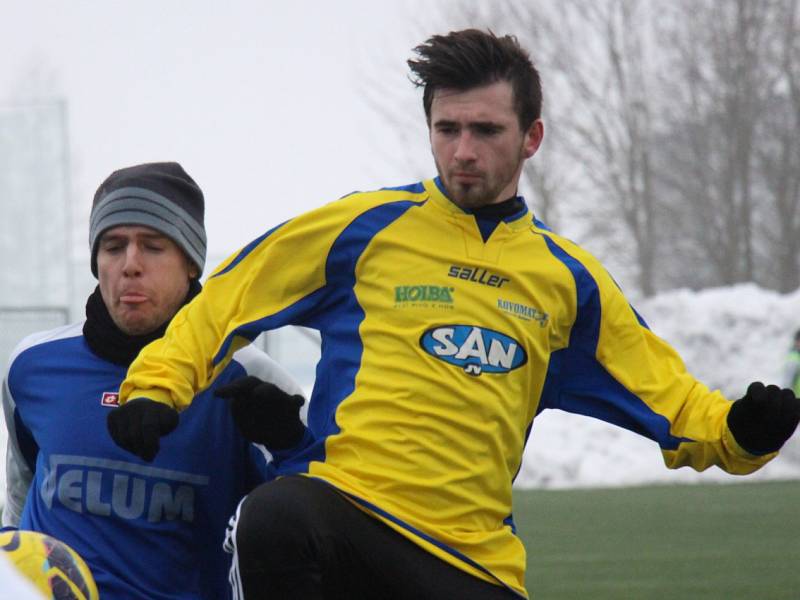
727, 382, 800, 455
107, 398, 180, 462
215, 376, 305, 450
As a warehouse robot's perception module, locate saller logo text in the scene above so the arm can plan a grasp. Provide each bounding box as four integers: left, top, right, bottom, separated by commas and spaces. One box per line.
448, 265, 510, 288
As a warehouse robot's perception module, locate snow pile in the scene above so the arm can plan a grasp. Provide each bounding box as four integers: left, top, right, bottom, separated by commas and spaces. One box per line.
516, 283, 800, 489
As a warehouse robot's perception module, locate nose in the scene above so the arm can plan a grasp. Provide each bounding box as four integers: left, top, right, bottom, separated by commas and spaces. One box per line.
122, 245, 143, 277
453, 131, 477, 163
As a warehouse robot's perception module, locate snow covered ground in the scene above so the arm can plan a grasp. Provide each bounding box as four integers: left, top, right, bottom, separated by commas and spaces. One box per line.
1, 284, 798, 509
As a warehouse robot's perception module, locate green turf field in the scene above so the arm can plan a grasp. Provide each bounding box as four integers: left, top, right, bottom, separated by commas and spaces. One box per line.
513, 480, 800, 599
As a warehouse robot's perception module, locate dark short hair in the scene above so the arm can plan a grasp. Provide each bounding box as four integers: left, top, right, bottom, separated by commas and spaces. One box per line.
407, 29, 542, 130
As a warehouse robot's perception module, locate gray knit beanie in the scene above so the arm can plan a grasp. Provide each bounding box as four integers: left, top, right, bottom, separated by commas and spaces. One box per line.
89, 162, 206, 277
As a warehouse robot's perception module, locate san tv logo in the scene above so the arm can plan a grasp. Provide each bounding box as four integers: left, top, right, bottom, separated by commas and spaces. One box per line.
419, 325, 527, 376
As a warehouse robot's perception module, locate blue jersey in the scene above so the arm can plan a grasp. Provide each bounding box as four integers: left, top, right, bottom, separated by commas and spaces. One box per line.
2, 322, 302, 599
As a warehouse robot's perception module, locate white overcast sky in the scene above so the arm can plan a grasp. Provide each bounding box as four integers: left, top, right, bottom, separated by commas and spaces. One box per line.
0, 0, 445, 263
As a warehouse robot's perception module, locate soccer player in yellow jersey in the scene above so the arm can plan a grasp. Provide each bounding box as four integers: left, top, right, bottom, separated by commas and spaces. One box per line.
107, 30, 800, 599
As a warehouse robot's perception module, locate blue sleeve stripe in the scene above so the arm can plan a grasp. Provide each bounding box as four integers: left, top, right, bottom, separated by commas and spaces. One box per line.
214, 201, 421, 368
631, 305, 650, 329
602, 270, 651, 330
532, 216, 552, 232
541, 236, 602, 352
379, 181, 427, 193
215, 200, 422, 470
538, 235, 687, 450
211, 221, 289, 279
310, 477, 526, 598
324, 200, 421, 285
292, 200, 423, 469
212, 287, 329, 366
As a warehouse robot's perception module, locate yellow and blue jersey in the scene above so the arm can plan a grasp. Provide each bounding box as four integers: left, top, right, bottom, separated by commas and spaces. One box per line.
120, 177, 773, 597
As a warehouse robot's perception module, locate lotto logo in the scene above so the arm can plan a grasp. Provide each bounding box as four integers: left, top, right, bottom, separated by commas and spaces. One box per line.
100, 392, 119, 407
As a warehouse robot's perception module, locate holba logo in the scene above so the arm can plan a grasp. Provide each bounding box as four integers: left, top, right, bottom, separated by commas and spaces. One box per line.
420, 325, 527, 376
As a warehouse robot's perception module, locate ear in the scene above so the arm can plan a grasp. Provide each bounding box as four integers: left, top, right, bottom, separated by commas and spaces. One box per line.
187, 261, 200, 281
522, 119, 544, 159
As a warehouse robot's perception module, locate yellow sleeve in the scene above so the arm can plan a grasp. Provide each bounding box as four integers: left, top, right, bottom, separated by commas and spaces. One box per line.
539, 233, 773, 475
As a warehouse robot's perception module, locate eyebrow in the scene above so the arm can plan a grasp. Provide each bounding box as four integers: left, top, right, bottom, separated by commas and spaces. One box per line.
432, 119, 505, 130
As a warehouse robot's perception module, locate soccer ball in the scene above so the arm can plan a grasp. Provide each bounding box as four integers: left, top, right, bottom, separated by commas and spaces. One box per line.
0, 530, 99, 600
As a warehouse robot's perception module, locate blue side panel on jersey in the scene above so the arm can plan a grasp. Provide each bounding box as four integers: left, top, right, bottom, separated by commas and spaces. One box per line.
537, 236, 687, 450
13, 412, 38, 473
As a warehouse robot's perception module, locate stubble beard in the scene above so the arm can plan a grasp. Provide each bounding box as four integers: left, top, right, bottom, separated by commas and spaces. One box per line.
446, 180, 493, 210
436, 151, 525, 211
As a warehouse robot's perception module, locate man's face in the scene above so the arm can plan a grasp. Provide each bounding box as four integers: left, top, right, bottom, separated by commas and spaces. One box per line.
429, 80, 543, 210
97, 225, 197, 335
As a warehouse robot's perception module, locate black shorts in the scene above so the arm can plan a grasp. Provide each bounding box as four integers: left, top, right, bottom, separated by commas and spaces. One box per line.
225, 475, 522, 600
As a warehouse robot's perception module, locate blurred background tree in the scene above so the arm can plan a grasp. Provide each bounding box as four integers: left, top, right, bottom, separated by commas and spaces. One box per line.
374, 0, 800, 297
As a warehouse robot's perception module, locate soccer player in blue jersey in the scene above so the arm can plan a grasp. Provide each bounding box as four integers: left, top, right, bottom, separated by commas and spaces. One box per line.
2, 162, 304, 599
107, 32, 800, 599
